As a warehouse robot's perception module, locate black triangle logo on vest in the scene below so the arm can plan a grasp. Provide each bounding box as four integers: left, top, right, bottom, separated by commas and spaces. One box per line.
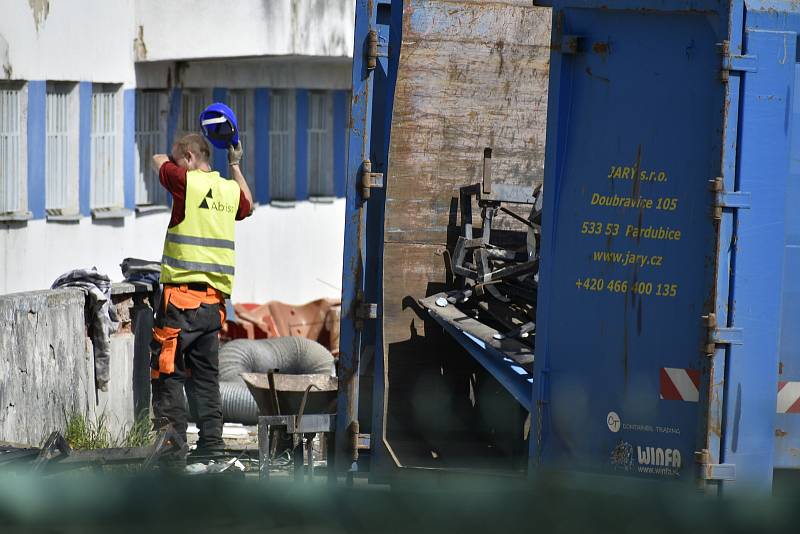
199, 188, 213, 209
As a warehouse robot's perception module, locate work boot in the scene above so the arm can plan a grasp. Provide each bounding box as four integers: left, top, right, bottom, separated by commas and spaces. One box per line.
187, 448, 227, 464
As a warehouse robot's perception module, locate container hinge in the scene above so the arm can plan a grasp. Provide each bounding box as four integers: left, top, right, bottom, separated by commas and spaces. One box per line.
702, 313, 743, 354
710, 178, 750, 219
354, 292, 378, 330
559, 35, 582, 55
695, 449, 736, 481
720, 40, 757, 76
366, 30, 379, 71
360, 160, 384, 200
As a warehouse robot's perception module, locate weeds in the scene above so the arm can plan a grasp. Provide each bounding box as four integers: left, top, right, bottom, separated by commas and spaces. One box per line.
121, 411, 155, 448
62, 409, 154, 450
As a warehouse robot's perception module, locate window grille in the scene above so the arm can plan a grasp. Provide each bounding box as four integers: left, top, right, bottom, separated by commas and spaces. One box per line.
308, 91, 333, 197
46, 83, 75, 212
135, 91, 167, 205
91, 85, 121, 208
0, 85, 22, 213
179, 91, 206, 138
269, 90, 295, 200
228, 90, 255, 193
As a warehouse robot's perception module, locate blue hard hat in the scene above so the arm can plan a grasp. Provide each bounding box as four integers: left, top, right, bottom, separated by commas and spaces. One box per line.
199, 102, 239, 149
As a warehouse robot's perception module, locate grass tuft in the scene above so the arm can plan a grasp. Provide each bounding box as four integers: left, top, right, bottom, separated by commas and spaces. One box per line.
62, 409, 154, 450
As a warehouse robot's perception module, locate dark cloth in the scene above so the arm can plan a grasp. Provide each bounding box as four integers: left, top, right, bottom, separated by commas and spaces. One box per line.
159, 161, 251, 227
150, 290, 225, 452
51, 267, 119, 391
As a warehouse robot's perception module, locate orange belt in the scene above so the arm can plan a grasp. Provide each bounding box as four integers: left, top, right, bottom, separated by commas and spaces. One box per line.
162, 284, 225, 312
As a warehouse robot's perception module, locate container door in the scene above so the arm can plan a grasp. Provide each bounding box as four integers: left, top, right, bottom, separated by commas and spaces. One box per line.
775, 34, 800, 470
719, 27, 794, 491
533, 7, 726, 481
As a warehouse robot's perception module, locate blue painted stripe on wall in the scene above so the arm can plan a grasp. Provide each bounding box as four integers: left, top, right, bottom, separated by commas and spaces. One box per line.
295, 89, 309, 201
26, 81, 46, 219
78, 82, 92, 216
166, 87, 182, 151
254, 88, 270, 204
211, 87, 228, 175
123, 89, 136, 210
333, 90, 347, 198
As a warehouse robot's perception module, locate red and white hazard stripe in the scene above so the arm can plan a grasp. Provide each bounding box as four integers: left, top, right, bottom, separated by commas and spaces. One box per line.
777, 381, 800, 414
660, 368, 700, 402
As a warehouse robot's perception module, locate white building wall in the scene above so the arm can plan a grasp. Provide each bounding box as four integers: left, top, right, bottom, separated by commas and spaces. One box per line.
0, 0, 137, 85
134, 0, 354, 62
0, 200, 345, 303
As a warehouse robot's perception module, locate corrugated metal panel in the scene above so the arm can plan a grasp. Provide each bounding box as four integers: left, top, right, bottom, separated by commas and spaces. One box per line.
91, 87, 120, 208
228, 89, 255, 193
46, 85, 72, 211
308, 91, 333, 197
0, 86, 21, 213
269, 90, 296, 200
135, 91, 166, 205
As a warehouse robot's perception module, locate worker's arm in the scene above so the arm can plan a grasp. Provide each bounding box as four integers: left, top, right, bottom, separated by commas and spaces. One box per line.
152, 154, 169, 173
228, 142, 254, 214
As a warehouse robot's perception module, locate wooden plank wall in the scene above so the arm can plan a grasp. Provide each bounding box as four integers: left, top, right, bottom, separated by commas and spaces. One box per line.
380, 0, 551, 468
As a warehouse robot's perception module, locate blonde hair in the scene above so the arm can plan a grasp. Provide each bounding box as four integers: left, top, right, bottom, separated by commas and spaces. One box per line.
173, 133, 211, 162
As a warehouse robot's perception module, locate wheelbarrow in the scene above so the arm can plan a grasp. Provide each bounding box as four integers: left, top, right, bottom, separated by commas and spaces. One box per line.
240, 372, 338, 481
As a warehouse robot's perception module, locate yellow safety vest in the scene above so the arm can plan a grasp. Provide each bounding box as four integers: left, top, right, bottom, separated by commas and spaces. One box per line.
160, 170, 241, 296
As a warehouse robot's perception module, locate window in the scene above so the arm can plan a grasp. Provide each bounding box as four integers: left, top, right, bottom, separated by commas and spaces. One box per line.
227, 89, 255, 193
46, 82, 78, 214
308, 91, 333, 197
0, 82, 24, 214
135, 90, 167, 206
269, 90, 295, 201
91, 84, 122, 209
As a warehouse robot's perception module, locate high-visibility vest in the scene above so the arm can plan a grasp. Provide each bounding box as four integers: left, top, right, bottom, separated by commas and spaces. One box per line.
160, 170, 241, 296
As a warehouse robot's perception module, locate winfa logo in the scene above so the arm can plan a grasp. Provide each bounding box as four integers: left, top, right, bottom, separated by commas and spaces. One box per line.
199, 188, 235, 213
637, 446, 681, 469
610, 441, 682, 476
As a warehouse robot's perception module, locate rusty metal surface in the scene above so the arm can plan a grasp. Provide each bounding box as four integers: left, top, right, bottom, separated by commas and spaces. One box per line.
384, 0, 550, 244
380, 0, 551, 468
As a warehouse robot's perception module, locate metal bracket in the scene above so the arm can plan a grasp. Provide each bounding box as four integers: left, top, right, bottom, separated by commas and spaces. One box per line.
720, 41, 757, 80
482, 147, 493, 194
710, 326, 744, 346
354, 291, 378, 330
360, 160, 384, 200
703, 313, 743, 354
355, 302, 378, 321
702, 463, 737, 481
710, 178, 751, 219
366, 30, 379, 71
723, 54, 758, 73
696, 449, 736, 481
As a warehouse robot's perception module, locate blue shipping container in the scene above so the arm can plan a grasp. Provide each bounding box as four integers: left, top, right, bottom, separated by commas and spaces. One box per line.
339, 0, 800, 492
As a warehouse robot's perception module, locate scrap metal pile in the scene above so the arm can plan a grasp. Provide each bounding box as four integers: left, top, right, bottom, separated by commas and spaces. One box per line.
441, 148, 543, 348
0, 426, 188, 474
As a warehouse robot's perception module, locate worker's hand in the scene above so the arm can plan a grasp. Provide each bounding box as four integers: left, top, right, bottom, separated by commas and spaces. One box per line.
228, 141, 243, 166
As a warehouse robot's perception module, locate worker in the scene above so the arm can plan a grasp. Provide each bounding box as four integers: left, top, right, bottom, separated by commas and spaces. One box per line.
149, 133, 253, 461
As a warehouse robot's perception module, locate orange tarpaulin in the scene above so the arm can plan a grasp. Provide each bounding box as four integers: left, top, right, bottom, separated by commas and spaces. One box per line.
222, 298, 341, 356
